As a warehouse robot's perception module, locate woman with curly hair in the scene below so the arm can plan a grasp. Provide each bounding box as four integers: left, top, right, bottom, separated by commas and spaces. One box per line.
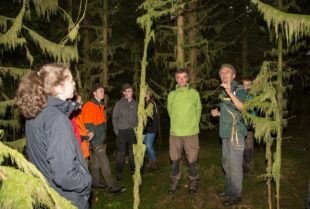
15, 63, 91, 209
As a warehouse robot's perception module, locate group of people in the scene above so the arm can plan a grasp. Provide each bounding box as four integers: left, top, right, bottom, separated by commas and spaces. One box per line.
15, 63, 160, 209
15, 63, 253, 208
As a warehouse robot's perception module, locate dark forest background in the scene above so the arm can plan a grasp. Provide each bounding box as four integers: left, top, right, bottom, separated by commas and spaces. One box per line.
0, 0, 310, 209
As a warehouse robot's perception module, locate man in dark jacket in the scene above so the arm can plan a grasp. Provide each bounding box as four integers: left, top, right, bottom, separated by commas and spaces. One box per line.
112, 83, 138, 180
80, 84, 125, 193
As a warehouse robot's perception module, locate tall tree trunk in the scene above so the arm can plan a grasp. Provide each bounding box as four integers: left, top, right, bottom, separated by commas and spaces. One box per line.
275, 2, 283, 209
275, 0, 283, 208
177, 1, 185, 68
242, 0, 248, 77
188, 0, 198, 87
102, 0, 109, 86
81, 18, 90, 90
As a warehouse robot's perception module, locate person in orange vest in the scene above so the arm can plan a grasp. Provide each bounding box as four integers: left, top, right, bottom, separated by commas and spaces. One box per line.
70, 94, 94, 162
80, 84, 125, 194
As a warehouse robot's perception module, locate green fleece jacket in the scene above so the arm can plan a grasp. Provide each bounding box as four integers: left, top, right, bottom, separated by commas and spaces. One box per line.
167, 85, 202, 136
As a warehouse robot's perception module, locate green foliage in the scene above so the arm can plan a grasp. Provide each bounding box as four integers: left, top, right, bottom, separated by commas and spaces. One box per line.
32, 0, 58, 19
252, 0, 310, 45
0, 130, 76, 209
26, 27, 78, 63
0, 0, 79, 64
0, 0, 84, 140
242, 61, 282, 209
243, 62, 279, 142
2, 138, 26, 153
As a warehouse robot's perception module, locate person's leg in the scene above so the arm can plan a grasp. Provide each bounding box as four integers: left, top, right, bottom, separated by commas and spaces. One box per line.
169, 135, 183, 193
128, 128, 136, 175
116, 130, 127, 180
223, 136, 245, 206
229, 143, 244, 198
243, 130, 254, 174
221, 139, 232, 196
145, 133, 156, 168
93, 144, 118, 189
184, 134, 199, 193
90, 147, 106, 188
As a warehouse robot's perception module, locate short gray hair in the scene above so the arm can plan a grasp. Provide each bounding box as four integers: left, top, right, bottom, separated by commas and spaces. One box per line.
219, 64, 236, 75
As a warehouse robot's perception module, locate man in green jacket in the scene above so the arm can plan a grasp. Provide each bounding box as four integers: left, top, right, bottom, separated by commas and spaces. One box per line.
167, 68, 202, 194
211, 64, 247, 206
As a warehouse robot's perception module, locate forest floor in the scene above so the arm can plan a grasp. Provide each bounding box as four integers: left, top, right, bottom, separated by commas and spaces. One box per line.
89, 113, 310, 209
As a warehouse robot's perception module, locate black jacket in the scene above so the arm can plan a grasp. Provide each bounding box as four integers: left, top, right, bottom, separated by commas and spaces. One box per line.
25, 96, 91, 209
143, 100, 159, 134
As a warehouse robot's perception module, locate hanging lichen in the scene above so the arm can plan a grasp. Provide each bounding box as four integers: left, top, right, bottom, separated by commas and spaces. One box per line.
248, 2, 310, 208
31, 0, 58, 20
134, 1, 181, 208
251, 0, 310, 45
242, 61, 281, 209
0, 130, 77, 209
0, 0, 86, 142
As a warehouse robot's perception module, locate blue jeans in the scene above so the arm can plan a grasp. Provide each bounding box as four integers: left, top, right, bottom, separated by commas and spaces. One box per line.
144, 133, 156, 161
222, 138, 245, 198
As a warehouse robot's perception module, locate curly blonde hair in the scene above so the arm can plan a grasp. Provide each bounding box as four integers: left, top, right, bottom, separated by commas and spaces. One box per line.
15, 63, 70, 118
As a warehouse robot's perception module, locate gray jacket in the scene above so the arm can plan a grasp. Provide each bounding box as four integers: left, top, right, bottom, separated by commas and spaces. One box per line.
25, 96, 91, 209
112, 97, 138, 135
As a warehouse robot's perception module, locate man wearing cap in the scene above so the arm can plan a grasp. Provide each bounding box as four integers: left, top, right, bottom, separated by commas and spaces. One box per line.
211, 64, 247, 206
167, 68, 202, 194
80, 84, 125, 193
112, 83, 138, 180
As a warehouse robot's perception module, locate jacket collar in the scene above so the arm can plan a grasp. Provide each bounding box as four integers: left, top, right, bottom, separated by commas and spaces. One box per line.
175, 83, 190, 91
121, 97, 134, 103
47, 95, 78, 117
90, 97, 104, 105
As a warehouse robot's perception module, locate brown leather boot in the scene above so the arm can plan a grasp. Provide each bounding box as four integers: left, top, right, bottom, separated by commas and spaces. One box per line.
146, 160, 153, 168
150, 160, 157, 169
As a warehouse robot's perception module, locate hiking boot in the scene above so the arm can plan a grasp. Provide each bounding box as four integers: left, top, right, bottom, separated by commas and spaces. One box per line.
150, 161, 157, 169
110, 186, 127, 194
116, 174, 123, 181
223, 197, 242, 206
189, 180, 197, 194
169, 181, 179, 194
217, 192, 229, 198
146, 161, 153, 168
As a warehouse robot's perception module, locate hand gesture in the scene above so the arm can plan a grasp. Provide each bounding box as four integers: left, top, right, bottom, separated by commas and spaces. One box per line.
87, 132, 94, 141
220, 81, 232, 95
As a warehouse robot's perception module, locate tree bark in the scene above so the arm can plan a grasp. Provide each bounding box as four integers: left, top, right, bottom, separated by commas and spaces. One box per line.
80, 17, 90, 90
177, 0, 185, 68
242, 0, 248, 77
275, 0, 283, 208
188, 0, 198, 87
102, 0, 109, 86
